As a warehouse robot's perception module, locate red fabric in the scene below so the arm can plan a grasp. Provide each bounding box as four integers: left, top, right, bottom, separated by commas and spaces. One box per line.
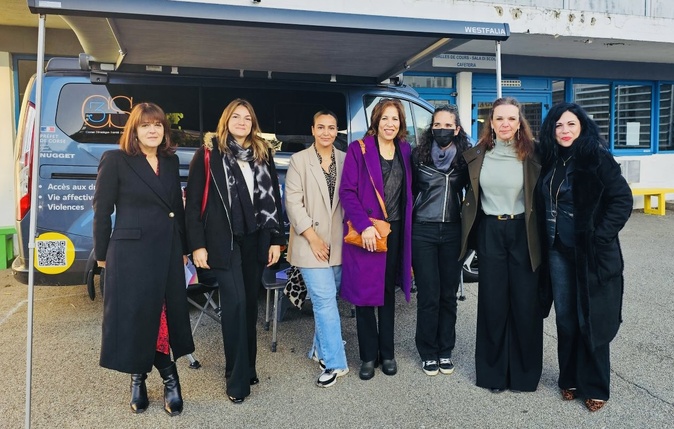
156, 303, 170, 354
152, 163, 170, 355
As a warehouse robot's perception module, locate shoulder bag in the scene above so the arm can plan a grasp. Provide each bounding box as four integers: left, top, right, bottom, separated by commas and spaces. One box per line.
343, 140, 391, 252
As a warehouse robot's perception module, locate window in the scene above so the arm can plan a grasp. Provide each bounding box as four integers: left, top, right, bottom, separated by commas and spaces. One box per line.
613, 84, 652, 149
572, 83, 610, 142
56, 83, 202, 147
404, 75, 454, 89
552, 80, 565, 106
202, 86, 348, 152
364, 96, 433, 147
658, 84, 674, 152
475, 100, 544, 141
55, 83, 348, 151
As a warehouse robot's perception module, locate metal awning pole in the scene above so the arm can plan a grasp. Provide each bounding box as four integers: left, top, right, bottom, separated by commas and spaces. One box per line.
495, 41, 502, 98
25, 13, 47, 429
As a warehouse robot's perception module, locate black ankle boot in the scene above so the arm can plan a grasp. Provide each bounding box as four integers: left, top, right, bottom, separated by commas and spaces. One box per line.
130, 373, 149, 413
158, 363, 183, 416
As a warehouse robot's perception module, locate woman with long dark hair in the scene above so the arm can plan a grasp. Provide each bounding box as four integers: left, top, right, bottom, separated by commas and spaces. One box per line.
460, 97, 544, 393
93, 102, 194, 416
185, 99, 284, 403
411, 105, 470, 376
537, 102, 632, 411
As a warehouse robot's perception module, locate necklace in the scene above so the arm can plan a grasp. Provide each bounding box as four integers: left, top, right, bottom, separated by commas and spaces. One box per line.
561, 154, 573, 166
381, 143, 395, 158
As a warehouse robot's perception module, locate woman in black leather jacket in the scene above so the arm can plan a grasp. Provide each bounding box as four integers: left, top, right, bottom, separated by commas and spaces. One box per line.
411, 104, 471, 376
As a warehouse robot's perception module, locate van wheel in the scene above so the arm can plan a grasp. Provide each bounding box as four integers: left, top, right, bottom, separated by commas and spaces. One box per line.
462, 250, 478, 283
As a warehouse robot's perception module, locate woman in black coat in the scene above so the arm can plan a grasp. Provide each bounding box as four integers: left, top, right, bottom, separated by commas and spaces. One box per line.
184, 99, 284, 404
537, 102, 632, 412
93, 102, 194, 416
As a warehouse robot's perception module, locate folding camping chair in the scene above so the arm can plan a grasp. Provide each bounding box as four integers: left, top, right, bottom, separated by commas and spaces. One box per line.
185, 270, 220, 369
262, 262, 290, 352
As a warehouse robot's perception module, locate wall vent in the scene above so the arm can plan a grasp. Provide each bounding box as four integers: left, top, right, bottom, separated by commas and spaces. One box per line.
501, 79, 522, 87
620, 160, 641, 184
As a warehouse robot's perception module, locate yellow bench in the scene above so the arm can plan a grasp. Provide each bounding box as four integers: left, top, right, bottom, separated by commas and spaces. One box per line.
0, 226, 17, 270
631, 188, 674, 216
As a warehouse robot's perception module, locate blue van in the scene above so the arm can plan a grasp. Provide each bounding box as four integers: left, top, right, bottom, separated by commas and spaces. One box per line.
13, 57, 435, 287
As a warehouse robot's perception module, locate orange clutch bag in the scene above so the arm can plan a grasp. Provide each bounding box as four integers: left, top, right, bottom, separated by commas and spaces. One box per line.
344, 218, 391, 252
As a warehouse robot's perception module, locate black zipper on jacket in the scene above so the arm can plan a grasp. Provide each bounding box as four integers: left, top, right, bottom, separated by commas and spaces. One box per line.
210, 168, 234, 251
419, 164, 454, 222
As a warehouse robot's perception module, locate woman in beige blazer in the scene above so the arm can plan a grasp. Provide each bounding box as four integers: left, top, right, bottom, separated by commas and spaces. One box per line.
284, 110, 348, 388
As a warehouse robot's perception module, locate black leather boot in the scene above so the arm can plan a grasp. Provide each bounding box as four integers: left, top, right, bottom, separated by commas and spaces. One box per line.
158, 363, 183, 416
129, 373, 149, 413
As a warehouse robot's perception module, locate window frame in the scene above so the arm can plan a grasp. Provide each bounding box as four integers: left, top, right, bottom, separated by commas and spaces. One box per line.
568, 78, 658, 156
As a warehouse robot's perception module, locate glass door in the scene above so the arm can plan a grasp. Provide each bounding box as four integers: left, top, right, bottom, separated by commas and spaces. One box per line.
471, 94, 550, 142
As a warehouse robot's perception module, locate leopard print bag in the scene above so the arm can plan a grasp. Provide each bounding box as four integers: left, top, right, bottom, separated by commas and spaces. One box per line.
283, 265, 307, 309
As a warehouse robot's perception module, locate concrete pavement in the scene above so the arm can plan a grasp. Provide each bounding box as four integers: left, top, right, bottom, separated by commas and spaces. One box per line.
0, 210, 673, 428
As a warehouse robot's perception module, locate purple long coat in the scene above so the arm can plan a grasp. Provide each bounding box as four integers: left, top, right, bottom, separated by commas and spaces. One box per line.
339, 135, 413, 306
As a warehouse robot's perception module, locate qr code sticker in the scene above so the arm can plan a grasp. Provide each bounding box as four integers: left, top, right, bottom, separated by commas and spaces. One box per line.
37, 239, 67, 267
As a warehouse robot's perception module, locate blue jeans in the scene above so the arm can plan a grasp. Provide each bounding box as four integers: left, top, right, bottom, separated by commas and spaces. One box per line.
300, 266, 347, 370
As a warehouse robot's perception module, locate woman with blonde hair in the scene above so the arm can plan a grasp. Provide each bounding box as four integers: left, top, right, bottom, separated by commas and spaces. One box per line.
185, 99, 284, 403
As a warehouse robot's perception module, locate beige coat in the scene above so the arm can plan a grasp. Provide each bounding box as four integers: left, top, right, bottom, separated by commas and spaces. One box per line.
285, 146, 345, 268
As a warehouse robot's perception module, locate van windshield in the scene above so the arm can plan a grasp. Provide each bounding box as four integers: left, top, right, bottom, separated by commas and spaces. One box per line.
55, 83, 348, 151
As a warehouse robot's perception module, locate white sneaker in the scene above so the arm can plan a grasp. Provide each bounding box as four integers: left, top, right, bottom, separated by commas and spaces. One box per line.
316, 368, 349, 388
422, 360, 440, 376
439, 358, 455, 375
311, 352, 326, 371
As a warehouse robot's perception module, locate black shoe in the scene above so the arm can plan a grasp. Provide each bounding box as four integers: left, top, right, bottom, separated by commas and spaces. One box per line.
158, 363, 183, 416
250, 377, 259, 386
359, 360, 377, 380
129, 373, 149, 413
381, 358, 397, 376
228, 395, 245, 404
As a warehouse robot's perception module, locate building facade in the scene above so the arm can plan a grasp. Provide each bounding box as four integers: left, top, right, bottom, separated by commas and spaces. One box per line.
1, 0, 673, 230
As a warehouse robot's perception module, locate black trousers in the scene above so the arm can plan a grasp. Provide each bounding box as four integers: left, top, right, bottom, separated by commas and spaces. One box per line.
475, 216, 542, 391
212, 231, 263, 398
549, 241, 611, 400
412, 222, 462, 361
355, 221, 401, 362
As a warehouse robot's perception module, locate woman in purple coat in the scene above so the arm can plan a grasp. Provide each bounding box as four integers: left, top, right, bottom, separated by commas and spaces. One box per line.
339, 98, 413, 381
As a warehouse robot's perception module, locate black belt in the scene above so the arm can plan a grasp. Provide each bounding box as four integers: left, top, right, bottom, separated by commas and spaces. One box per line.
484, 213, 525, 220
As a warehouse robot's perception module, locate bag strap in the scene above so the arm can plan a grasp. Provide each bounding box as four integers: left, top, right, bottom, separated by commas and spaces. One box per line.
200, 148, 210, 218
358, 139, 388, 219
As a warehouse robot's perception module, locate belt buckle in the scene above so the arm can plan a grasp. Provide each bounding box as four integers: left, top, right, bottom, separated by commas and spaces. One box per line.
496, 214, 512, 220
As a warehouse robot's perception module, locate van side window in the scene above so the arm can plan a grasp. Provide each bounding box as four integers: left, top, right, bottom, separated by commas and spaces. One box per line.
364, 95, 426, 147
56, 84, 201, 147
410, 102, 433, 145
201, 86, 348, 152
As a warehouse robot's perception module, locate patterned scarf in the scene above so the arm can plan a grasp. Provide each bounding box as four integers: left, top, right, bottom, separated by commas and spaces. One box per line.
221, 137, 280, 236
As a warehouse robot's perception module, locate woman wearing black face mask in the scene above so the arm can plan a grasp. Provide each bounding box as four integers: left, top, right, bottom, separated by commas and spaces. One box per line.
410, 105, 471, 376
